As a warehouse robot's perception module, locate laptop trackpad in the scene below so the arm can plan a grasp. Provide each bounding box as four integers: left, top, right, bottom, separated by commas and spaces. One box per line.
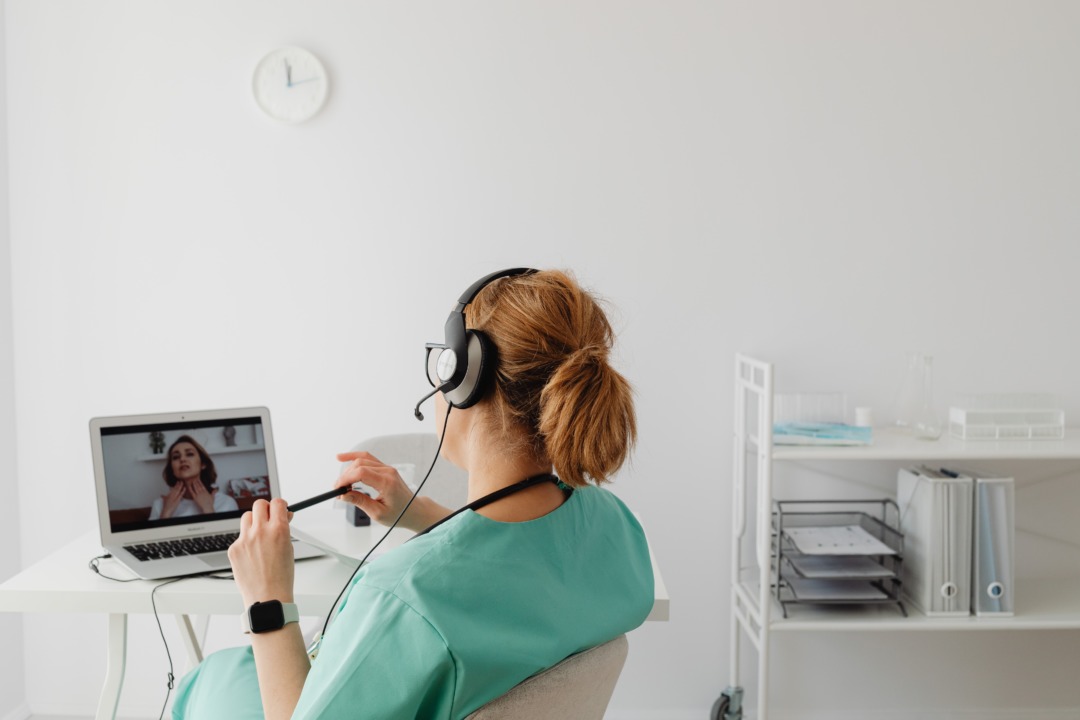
197, 552, 232, 569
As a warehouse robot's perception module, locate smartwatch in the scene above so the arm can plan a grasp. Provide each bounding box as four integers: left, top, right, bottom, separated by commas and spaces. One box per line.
241, 600, 300, 634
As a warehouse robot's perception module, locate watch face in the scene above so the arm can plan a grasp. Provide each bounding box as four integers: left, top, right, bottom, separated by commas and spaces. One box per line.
249, 600, 285, 633
252, 47, 329, 124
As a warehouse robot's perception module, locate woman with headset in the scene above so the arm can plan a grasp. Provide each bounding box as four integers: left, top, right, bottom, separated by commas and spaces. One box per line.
172, 268, 654, 719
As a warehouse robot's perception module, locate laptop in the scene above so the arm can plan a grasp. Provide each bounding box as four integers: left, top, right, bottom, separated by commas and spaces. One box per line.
90, 406, 324, 580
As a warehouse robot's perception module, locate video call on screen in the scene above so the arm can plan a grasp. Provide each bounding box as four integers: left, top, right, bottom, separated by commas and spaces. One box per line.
102, 417, 270, 533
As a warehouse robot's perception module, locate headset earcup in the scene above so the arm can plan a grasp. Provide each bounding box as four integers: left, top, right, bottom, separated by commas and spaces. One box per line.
449, 330, 496, 410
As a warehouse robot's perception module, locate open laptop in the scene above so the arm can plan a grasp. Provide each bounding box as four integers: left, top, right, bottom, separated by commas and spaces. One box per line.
90, 406, 324, 580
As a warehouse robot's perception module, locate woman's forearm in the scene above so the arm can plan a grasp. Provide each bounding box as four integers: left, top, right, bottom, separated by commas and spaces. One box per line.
250, 624, 310, 720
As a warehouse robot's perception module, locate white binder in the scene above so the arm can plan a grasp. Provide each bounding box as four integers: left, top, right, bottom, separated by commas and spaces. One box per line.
968, 474, 1015, 616
897, 467, 973, 617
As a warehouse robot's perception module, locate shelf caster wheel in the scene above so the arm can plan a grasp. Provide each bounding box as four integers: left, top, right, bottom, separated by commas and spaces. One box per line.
711, 686, 742, 720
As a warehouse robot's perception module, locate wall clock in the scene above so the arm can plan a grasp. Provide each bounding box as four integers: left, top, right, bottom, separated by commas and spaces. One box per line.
252, 46, 329, 124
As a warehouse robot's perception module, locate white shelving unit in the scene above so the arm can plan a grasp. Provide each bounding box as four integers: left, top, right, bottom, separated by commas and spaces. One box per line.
718, 354, 1080, 720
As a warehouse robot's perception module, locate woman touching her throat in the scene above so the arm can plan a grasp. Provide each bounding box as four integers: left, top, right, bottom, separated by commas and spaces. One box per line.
149, 435, 237, 521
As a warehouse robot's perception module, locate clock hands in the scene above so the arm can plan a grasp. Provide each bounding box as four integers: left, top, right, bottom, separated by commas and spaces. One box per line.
283, 58, 318, 88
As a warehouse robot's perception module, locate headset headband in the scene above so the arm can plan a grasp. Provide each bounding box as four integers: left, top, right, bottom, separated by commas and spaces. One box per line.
455, 267, 537, 309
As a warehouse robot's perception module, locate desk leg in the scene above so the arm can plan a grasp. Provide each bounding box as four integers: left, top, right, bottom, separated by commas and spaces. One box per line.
177, 614, 205, 673
195, 614, 210, 650
95, 613, 127, 720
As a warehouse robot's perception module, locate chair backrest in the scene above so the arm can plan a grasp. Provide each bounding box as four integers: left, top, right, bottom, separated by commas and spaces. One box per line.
348, 433, 468, 510
466, 634, 629, 720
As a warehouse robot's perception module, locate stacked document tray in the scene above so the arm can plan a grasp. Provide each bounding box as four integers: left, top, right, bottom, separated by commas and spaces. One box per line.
771, 499, 907, 618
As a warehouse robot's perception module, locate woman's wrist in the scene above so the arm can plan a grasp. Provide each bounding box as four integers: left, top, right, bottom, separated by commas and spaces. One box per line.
243, 597, 295, 614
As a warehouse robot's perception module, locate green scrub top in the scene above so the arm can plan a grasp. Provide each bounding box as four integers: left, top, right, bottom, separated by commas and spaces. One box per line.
172, 485, 654, 719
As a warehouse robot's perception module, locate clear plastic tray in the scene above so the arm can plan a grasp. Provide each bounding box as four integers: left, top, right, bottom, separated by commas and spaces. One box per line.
949, 394, 1064, 440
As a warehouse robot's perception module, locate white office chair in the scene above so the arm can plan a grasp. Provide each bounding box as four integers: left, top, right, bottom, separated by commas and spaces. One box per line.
466, 634, 629, 719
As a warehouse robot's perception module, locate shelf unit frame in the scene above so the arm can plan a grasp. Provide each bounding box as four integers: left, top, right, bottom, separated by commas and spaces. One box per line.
726, 354, 1080, 719
730, 355, 775, 719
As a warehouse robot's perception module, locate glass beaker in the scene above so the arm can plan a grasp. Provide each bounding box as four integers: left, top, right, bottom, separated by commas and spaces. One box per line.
893, 352, 925, 432
912, 356, 942, 440
893, 353, 942, 439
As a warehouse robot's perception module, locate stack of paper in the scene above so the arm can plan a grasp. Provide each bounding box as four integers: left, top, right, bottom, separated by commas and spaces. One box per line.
784, 525, 896, 556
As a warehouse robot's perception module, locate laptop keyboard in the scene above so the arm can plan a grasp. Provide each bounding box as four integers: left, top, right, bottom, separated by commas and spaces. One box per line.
124, 532, 239, 562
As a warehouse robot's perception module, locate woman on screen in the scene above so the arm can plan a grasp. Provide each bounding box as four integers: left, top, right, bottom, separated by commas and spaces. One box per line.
148, 435, 238, 520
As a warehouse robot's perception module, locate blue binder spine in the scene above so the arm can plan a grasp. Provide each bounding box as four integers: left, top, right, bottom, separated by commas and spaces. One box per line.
971, 475, 1015, 617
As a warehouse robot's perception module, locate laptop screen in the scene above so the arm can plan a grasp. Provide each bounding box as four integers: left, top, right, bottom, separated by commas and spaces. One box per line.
99, 415, 273, 534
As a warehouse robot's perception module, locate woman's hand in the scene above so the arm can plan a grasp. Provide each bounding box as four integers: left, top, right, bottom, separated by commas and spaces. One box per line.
227, 498, 295, 607
160, 483, 185, 519
334, 451, 450, 533
189, 479, 216, 514
230, 499, 309, 720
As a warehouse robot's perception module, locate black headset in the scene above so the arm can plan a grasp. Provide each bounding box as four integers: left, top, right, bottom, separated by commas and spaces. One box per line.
418, 267, 537, 417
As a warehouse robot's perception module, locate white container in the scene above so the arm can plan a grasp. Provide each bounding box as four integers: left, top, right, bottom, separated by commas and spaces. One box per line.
949, 393, 1064, 441
774, 392, 847, 425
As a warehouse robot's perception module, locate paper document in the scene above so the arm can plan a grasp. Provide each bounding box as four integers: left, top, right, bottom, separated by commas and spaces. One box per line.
784, 576, 889, 601
786, 555, 895, 579
784, 525, 897, 556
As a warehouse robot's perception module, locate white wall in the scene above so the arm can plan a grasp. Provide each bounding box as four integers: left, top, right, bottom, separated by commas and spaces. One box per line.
0, 0, 28, 716
5, 1, 1080, 718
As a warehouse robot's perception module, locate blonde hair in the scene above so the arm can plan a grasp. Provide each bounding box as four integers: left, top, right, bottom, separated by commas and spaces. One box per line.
466, 270, 636, 487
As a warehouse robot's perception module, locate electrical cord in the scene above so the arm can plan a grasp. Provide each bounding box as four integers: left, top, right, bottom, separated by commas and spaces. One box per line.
88, 553, 234, 719
311, 401, 453, 656
88, 554, 139, 582
150, 576, 183, 718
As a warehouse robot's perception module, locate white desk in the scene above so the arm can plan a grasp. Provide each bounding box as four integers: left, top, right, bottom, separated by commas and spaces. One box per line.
0, 502, 668, 720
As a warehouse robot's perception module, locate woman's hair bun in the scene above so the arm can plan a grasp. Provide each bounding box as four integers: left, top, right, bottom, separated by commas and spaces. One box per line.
562, 345, 608, 370
538, 344, 635, 488
468, 270, 636, 487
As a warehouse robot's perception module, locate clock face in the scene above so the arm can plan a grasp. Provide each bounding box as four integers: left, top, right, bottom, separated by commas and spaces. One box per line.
252, 47, 329, 124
